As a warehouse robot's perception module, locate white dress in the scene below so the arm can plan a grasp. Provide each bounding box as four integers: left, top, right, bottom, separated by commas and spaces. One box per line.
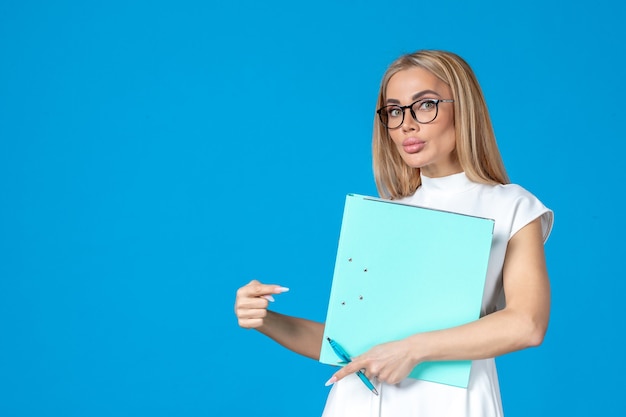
321, 172, 554, 417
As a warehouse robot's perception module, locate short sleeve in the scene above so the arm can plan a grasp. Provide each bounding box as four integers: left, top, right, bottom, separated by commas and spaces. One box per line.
509, 188, 554, 243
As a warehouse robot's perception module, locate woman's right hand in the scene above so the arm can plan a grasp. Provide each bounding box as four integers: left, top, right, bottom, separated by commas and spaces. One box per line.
234, 280, 289, 329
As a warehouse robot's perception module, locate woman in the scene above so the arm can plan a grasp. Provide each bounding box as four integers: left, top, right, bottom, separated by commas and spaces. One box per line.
234, 50, 553, 416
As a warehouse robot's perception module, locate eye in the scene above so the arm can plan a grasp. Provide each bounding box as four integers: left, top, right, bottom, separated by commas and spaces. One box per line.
416, 99, 437, 111
387, 107, 402, 118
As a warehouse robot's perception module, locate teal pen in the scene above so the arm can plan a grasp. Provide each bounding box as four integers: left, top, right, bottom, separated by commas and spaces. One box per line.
326, 337, 379, 395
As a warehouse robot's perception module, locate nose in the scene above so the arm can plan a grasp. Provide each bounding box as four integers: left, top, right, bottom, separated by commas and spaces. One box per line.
401, 109, 419, 131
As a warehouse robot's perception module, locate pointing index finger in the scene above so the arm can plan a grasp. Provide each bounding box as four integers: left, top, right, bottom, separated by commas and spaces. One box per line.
247, 281, 290, 297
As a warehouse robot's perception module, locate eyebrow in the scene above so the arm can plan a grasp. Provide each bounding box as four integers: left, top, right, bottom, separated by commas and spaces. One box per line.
386, 89, 441, 104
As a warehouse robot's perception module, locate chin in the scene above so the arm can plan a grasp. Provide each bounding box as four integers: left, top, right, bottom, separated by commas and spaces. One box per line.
401, 155, 428, 169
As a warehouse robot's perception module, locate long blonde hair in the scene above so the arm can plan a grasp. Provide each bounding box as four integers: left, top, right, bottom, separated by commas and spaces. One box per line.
372, 50, 509, 199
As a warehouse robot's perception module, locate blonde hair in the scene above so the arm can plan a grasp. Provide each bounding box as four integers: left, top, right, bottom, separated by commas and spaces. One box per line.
372, 50, 509, 199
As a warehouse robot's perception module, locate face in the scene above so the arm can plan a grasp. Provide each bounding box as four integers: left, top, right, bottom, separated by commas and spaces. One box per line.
384, 67, 461, 178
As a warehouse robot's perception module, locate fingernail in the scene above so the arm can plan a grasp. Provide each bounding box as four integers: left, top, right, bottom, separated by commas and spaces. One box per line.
275, 287, 290, 293
262, 295, 275, 302
324, 376, 337, 387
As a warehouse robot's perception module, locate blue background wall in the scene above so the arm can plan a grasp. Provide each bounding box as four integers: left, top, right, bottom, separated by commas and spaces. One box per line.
1, 1, 624, 416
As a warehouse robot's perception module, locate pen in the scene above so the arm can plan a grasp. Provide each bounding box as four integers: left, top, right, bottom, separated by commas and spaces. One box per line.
326, 337, 379, 395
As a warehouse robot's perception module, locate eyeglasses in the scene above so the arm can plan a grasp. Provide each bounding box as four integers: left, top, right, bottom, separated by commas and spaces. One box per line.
377, 99, 454, 129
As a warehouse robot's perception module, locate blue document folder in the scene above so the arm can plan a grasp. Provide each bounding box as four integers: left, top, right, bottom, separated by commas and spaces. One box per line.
319, 194, 494, 388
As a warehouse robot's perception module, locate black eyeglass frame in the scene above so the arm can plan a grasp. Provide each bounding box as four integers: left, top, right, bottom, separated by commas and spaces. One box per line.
376, 99, 454, 129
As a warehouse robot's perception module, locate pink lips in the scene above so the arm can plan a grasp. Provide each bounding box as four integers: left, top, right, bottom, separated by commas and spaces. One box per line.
402, 138, 425, 153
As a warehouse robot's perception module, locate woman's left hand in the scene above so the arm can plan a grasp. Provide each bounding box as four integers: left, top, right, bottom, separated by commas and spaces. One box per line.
326, 338, 421, 386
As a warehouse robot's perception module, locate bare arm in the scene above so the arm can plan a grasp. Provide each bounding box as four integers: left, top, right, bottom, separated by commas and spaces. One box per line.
258, 310, 325, 360
234, 280, 325, 360
330, 217, 550, 385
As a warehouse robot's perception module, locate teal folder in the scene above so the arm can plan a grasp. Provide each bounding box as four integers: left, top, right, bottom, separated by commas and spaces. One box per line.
319, 194, 494, 388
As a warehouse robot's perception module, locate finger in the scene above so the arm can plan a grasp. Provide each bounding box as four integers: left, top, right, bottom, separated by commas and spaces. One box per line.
354, 361, 379, 380
236, 296, 270, 310
238, 317, 264, 329
236, 306, 269, 329
240, 281, 290, 298
327, 361, 360, 384
235, 307, 268, 320
360, 368, 375, 380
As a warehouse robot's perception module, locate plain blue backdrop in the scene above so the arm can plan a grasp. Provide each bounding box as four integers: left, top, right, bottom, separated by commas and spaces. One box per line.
1, 0, 624, 416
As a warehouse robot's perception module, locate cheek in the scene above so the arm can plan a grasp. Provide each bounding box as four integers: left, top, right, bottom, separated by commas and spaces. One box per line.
444, 114, 456, 138
443, 124, 457, 149
435, 115, 456, 148
387, 130, 404, 147
384, 132, 406, 161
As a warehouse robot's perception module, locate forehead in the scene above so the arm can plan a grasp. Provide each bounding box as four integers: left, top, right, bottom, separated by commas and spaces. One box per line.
385, 67, 451, 100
